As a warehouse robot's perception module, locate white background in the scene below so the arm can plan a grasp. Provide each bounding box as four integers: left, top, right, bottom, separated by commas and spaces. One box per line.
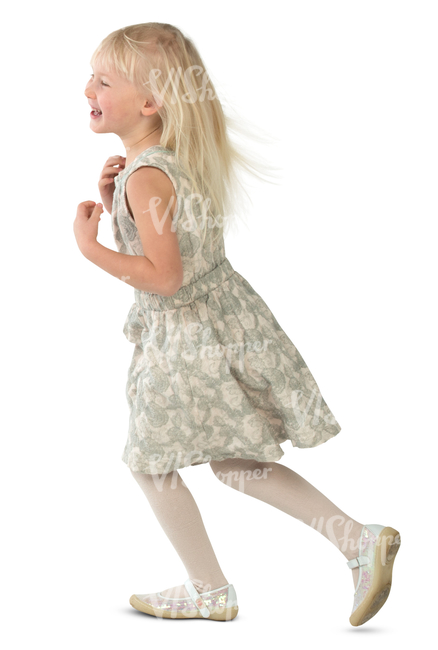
1, 0, 436, 646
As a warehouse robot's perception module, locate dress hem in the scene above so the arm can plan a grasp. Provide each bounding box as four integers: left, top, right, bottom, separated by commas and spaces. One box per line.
122, 425, 341, 474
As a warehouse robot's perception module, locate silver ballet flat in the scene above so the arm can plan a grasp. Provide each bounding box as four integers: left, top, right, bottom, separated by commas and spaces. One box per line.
347, 523, 401, 626
129, 578, 239, 621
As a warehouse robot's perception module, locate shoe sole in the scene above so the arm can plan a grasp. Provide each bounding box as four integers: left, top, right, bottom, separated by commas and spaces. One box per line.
349, 526, 401, 627
129, 594, 239, 621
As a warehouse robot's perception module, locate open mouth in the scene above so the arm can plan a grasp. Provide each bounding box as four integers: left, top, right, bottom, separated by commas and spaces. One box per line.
90, 109, 102, 118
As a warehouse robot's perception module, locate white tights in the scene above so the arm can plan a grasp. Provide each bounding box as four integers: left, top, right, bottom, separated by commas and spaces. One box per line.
130, 458, 364, 595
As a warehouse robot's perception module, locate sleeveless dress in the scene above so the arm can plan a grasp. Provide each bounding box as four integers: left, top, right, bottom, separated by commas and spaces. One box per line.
112, 145, 342, 474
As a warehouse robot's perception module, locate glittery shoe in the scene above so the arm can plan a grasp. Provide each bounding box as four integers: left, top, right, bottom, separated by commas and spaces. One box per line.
129, 579, 239, 621
347, 524, 401, 626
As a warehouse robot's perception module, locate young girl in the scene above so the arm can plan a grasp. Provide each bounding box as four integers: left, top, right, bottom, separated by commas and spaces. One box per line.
75, 22, 401, 626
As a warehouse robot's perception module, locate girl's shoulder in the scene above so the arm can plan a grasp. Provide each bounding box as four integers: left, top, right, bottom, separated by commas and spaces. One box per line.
116, 145, 190, 192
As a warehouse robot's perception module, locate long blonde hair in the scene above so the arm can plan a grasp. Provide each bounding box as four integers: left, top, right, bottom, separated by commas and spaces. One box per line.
90, 22, 282, 245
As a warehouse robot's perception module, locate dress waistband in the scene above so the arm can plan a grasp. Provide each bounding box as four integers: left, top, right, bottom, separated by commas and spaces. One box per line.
134, 257, 235, 311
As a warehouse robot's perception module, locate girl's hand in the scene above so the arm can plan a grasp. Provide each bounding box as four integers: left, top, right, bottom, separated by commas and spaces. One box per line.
98, 155, 126, 213
74, 201, 103, 253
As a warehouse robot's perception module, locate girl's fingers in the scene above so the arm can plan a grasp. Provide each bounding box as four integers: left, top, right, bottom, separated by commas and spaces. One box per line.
106, 155, 126, 163
101, 165, 124, 178
98, 178, 116, 190
104, 158, 126, 171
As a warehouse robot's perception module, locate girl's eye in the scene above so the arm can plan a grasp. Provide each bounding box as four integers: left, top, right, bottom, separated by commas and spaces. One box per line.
89, 74, 109, 87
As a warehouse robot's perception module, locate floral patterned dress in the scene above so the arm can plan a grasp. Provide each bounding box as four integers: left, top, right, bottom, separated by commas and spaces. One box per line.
112, 145, 341, 474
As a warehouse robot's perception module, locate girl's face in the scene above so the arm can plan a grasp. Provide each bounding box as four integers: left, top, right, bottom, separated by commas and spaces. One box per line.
84, 65, 148, 137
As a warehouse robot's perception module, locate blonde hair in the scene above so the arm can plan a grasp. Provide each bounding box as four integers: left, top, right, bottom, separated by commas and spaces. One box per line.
90, 22, 282, 246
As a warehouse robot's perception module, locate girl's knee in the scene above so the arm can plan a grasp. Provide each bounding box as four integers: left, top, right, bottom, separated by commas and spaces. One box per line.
130, 467, 178, 485
209, 457, 262, 484
131, 468, 154, 478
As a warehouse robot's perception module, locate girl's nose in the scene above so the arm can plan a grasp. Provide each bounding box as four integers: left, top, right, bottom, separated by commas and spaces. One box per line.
84, 84, 95, 98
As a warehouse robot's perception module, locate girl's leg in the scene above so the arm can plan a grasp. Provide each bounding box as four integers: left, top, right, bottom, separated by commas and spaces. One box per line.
209, 458, 364, 589
130, 468, 229, 598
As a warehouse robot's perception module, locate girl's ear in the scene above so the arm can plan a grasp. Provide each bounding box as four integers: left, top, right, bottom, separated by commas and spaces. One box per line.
141, 97, 161, 115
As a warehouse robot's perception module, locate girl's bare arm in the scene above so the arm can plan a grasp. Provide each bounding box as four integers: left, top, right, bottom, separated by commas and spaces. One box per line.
82, 166, 183, 296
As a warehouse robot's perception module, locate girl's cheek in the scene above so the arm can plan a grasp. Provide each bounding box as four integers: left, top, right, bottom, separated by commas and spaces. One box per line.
119, 107, 135, 120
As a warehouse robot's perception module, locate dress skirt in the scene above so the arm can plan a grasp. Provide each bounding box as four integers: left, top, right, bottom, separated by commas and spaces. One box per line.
121, 257, 341, 474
